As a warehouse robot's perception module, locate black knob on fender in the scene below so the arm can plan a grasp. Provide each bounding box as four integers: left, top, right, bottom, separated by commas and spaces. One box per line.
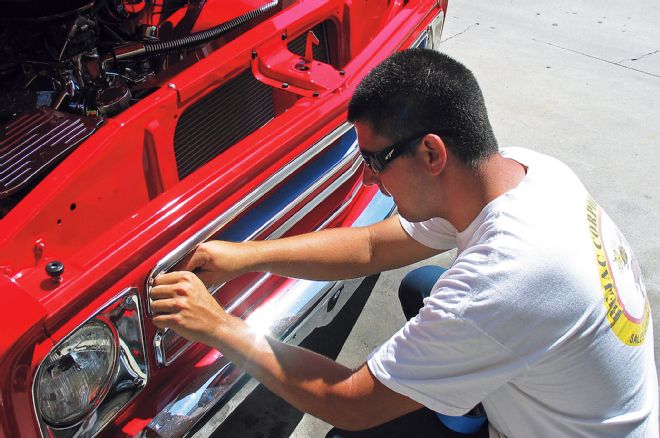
46, 261, 64, 282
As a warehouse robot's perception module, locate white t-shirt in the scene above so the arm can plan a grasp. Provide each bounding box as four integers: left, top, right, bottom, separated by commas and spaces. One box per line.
367, 147, 658, 437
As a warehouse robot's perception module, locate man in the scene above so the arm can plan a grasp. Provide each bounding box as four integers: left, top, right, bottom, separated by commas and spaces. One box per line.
151, 49, 658, 437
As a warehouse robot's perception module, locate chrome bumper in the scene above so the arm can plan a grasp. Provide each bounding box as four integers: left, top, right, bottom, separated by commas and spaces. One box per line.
138, 190, 395, 438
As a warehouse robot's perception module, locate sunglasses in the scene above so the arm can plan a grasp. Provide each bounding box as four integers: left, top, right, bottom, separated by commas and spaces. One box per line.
359, 133, 427, 174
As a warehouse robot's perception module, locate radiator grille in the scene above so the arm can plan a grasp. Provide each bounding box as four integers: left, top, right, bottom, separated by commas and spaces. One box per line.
174, 70, 275, 180
287, 21, 331, 64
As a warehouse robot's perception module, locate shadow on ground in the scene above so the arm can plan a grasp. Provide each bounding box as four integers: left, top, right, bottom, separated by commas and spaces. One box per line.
209, 274, 381, 438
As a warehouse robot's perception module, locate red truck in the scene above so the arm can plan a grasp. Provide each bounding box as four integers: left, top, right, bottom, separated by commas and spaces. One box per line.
0, 0, 447, 436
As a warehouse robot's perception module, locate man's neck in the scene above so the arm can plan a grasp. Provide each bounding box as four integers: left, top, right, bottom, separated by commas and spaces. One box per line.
442, 153, 527, 232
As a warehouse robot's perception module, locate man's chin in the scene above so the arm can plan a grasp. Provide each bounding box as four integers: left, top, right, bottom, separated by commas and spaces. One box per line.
397, 209, 426, 223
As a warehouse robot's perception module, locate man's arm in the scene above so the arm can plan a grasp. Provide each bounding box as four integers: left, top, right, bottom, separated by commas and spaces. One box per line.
150, 272, 423, 430
183, 214, 442, 285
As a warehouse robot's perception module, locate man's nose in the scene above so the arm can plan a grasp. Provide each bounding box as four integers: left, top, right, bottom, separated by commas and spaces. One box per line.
361, 164, 379, 186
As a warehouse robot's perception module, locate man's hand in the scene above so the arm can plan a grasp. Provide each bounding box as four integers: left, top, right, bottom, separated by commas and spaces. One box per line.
150, 271, 228, 346
174, 241, 247, 286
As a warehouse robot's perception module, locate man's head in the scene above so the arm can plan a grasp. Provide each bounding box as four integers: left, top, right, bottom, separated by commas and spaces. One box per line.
348, 49, 498, 169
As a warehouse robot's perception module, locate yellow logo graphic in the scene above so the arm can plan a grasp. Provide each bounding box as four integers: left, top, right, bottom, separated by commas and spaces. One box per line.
613, 246, 629, 271
586, 197, 650, 346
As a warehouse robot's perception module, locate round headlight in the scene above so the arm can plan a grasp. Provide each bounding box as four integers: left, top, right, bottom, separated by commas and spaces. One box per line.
35, 319, 117, 426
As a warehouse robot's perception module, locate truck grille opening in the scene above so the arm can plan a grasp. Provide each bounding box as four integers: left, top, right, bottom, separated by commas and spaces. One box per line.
174, 70, 275, 180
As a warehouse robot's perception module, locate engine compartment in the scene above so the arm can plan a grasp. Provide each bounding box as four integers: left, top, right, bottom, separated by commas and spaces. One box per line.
0, 0, 280, 122
0, 0, 283, 217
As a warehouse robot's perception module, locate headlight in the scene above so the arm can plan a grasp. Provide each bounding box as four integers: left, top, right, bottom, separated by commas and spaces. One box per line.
35, 319, 117, 426
33, 290, 147, 438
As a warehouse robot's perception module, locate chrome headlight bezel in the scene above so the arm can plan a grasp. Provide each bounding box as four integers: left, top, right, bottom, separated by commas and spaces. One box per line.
33, 288, 148, 438
35, 318, 119, 427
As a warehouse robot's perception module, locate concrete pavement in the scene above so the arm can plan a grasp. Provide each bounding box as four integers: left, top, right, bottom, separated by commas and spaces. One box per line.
210, 1, 660, 436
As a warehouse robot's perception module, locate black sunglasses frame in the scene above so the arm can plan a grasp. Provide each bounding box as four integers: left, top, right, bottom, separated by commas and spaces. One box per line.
359, 133, 428, 174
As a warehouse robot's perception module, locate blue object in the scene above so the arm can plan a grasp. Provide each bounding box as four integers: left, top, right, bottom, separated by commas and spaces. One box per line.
436, 409, 487, 434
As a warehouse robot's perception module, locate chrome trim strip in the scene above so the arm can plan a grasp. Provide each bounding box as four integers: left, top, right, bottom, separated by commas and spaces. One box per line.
312, 176, 364, 232
426, 11, 445, 50
34, 289, 148, 438
245, 149, 359, 242
411, 10, 447, 50
226, 175, 364, 316
154, 142, 363, 366
140, 191, 395, 438
266, 156, 362, 240
411, 29, 429, 49
146, 121, 354, 293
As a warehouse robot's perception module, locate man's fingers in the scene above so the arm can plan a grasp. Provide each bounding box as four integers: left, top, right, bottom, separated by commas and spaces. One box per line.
152, 313, 180, 330
153, 271, 197, 286
150, 272, 207, 305
150, 284, 177, 300
150, 297, 180, 314
173, 246, 208, 272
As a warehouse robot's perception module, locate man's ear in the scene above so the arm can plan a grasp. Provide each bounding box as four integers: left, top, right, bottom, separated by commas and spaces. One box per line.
421, 134, 447, 175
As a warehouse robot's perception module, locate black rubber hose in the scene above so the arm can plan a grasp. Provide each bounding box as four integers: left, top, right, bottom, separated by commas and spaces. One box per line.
142, 0, 278, 58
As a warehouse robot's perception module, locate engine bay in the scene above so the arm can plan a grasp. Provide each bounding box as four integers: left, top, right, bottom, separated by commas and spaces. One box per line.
0, 0, 281, 217
0, 0, 278, 122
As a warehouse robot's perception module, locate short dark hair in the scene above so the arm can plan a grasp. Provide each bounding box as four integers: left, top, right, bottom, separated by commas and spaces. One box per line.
348, 49, 498, 167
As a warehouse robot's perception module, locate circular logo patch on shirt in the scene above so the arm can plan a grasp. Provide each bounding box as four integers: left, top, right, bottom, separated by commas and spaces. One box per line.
586, 196, 650, 346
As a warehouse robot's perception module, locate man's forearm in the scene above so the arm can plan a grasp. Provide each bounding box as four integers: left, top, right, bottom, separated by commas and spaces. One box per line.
215, 316, 359, 427
242, 226, 376, 281
211, 313, 420, 430
198, 215, 442, 283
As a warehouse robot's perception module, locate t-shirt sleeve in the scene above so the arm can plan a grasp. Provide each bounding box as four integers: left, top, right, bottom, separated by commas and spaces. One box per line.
398, 215, 457, 250
367, 282, 528, 416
